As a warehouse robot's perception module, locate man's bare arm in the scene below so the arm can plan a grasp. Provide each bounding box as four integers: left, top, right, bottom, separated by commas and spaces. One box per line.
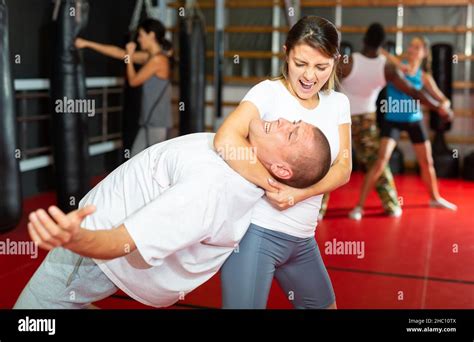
28, 206, 137, 260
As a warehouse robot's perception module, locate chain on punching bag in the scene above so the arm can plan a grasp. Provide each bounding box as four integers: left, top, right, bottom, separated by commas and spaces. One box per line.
0, 0, 22, 232
50, 0, 90, 211
179, 10, 206, 134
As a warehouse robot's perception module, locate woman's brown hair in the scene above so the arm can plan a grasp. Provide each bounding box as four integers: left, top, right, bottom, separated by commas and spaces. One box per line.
274, 16, 341, 92
412, 35, 432, 74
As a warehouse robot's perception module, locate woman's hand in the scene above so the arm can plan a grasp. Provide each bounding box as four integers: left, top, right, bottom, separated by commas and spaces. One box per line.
75, 37, 88, 49
265, 179, 306, 210
28, 205, 96, 251
125, 42, 137, 56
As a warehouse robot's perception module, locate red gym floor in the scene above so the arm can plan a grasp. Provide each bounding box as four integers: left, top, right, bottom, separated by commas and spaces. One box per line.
1, 171, 473, 309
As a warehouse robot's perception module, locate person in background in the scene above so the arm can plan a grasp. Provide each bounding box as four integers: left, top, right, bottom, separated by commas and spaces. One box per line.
349, 35, 456, 218
75, 18, 173, 156
319, 24, 453, 220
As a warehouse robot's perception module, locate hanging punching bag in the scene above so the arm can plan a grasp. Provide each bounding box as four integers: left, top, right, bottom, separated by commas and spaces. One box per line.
179, 10, 206, 134
430, 43, 458, 178
50, 0, 90, 211
430, 44, 453, 133
0, 0, 22, 232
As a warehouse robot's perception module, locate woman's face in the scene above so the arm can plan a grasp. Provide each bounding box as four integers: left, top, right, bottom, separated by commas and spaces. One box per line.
285, 43, 335, 101
137, 28, 155, 50
407, 37, 427, 63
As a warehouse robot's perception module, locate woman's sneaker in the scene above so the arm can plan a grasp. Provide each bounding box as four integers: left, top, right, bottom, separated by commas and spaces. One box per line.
430, 198, 457, 211
348, 206, 363, 220
385, 207, 402, 217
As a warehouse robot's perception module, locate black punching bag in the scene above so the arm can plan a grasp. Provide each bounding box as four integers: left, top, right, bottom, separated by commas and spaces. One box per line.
179, 11, 206, 134
0, 0, 22, 232
50, 0, 90, 211
430, 43, 458, 178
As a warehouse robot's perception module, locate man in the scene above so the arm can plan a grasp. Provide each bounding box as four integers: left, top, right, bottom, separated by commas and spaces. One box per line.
14, 118, 331, 309
319, 23, 452, 220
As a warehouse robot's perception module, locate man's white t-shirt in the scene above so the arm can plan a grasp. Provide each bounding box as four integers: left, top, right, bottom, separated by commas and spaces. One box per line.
241, 79, 351, 238
78, 133, 263, 307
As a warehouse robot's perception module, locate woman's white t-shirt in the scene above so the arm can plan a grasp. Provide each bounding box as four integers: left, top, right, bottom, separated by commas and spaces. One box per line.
241, 79, 351, 238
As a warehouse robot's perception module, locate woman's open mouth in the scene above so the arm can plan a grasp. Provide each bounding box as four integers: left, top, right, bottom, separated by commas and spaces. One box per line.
299, 79, 316, 91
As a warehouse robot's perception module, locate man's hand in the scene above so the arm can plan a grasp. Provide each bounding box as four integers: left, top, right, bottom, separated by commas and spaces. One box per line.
265, 179, 305, 210
28, 205, 96, 251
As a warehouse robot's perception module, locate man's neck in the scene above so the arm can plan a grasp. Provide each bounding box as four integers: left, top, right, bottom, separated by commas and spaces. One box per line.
361, 46, 379, 59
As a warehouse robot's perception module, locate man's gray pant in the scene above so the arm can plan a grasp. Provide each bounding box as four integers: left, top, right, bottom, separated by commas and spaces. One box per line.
14, 247, 117, 309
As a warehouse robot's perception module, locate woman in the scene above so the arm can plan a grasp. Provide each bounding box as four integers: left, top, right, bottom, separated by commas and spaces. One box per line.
349, 36, 456, 219
214, 16, 352, 309
75, 19, 173, 156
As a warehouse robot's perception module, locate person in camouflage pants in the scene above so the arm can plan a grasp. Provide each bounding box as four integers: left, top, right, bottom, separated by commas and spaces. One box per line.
319, 112, 400, 219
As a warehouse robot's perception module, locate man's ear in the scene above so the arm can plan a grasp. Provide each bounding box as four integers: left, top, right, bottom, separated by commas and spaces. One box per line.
270, 162, 293, 180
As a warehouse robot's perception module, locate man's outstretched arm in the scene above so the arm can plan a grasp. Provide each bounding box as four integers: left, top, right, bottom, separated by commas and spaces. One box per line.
28, 205, 137, 260
28, 180, 222, 265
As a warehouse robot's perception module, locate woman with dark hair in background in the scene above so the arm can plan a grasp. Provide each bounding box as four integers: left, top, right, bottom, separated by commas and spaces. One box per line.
75, 18, 173, 156
350, 36, 456, 217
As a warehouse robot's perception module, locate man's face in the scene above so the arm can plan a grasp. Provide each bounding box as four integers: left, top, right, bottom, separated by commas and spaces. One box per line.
248, 118, 315, 169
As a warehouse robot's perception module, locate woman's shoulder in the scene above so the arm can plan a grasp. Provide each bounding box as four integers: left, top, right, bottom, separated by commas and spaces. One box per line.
251, 78, 282, 90
321, 89, 349, 103
244, 79, 284, 99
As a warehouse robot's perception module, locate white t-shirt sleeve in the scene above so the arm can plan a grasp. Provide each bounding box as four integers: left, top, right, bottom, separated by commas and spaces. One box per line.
338, 93, 352, 125
123, 181, 226, 266
240, 80, 273, 118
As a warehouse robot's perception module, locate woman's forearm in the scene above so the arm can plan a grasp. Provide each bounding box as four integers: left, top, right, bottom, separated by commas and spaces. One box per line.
86, 40, 126, 60
302, 162, 351, 200
126, 60, 137, 85
66, 224, 136, 260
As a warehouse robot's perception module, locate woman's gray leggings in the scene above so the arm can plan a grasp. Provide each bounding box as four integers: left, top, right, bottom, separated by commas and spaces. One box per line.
221, 224, 335, 309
